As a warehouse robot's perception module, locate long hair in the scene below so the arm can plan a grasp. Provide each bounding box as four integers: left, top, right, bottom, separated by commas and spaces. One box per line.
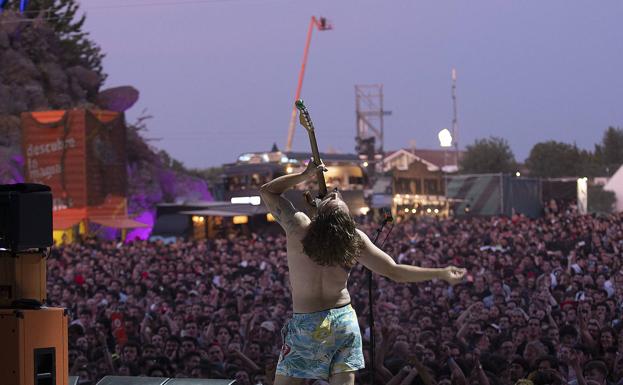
301, 206, 363, 268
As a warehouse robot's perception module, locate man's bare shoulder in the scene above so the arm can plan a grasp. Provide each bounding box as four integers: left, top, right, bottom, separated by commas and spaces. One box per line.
355, 228, 372, 244
355, 228, 368, 238
286, 212, 311, 235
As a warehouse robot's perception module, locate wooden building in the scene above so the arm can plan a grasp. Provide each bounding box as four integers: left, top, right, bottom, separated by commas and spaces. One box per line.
380, 148, 463, 217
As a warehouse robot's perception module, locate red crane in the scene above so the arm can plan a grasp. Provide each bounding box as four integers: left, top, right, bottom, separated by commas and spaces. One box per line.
285, 16, 332, 152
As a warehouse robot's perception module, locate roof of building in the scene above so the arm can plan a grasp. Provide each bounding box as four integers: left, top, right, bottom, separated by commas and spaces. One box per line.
284, 151, 360, 162
384, 148, 465, 168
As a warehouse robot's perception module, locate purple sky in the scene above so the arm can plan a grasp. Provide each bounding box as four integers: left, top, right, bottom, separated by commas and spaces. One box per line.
83, 0, 623, 169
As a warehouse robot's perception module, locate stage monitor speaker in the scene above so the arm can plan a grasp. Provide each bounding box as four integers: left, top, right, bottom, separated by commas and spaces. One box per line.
166, 379, 236, 385
69, 376, 79, 385
96, 377, 169, 385
96, 377, 236, 385
0, 307, 68, 385
0, 184, 52, 252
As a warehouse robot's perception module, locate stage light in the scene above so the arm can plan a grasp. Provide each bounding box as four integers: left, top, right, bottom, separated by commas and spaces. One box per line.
426, 208, 432, 213
266, 213, 276, 222
434, 208, 439, 214
286, 166, 293, 173
359, 207, 370, 215
515, 171, 521, 177
231, 196, 261, 205
404, 208, 409, 213
362, 161, 369, 167
411, 208, 416, 213
233, 216, 248, 225
438, 128, 453, 148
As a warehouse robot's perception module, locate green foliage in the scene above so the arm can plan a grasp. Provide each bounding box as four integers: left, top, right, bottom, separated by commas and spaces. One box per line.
188, 166, 224, 183
594, 127, 623, 176
460, 136, 517, 174
525, 141, 596, 177
8, 0, 106, 79
526, 127, 623, 178
158, 150, 187, 174
576, 149, 604, 178
588, 185, 616, 214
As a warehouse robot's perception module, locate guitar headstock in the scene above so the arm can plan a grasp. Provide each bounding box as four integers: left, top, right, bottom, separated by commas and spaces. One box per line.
295, 99, 314, 133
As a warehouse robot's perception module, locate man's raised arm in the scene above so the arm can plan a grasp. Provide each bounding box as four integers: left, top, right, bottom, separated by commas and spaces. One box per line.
259, 161, 324, 232
355, 229, 466, 284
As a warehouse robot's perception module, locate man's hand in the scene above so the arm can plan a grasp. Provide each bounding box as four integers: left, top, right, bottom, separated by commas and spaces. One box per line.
302, 160, 327, 179
440, 266, 467, 285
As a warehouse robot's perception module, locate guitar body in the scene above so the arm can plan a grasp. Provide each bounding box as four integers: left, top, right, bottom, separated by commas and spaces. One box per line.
295, 100, 328, 207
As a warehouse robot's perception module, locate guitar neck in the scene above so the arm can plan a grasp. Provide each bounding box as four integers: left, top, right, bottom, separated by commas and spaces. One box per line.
307, 130, 328, 197
296, 101, 328, 200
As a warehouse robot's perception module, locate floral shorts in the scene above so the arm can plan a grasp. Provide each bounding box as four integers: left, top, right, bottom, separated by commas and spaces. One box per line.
276, 303, 364, 380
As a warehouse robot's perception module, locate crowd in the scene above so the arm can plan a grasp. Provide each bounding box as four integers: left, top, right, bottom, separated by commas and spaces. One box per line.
48, 201, 623, 385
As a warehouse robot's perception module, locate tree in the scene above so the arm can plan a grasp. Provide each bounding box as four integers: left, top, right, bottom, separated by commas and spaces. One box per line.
576, 149, 605, 178
7, 0, 106, 79
588, 185, 616, 213
595, 126, 623, 176
525, 141, 583, 177
460, 136, 516, 174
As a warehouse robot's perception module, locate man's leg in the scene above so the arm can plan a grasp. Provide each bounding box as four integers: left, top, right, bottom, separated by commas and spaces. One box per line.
274, 374, 306, 385
328, 372, 355, 385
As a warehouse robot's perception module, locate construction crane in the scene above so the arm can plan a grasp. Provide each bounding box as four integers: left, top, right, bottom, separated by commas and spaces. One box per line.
285, 16, 332, 152
451, 68, 459, 165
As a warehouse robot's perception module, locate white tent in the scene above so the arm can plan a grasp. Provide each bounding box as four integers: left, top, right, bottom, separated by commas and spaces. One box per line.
604, 165, 623, 212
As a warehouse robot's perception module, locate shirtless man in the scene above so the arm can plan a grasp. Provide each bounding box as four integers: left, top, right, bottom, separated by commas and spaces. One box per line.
260, 161, 466, 385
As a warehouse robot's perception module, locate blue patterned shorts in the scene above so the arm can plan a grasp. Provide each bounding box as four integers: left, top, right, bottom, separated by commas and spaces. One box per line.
276, 303, 365, 380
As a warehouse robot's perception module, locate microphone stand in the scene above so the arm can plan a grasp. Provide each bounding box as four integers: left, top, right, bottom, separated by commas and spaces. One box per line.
367, 214, 390, 385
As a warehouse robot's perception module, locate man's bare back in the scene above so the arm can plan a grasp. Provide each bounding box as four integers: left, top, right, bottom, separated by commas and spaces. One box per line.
284, 213, 352, 313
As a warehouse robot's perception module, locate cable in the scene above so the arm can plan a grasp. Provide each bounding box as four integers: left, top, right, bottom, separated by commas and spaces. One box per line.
0, 0, 288, 24
85, 0, 285, 10
379, 222, 394, 249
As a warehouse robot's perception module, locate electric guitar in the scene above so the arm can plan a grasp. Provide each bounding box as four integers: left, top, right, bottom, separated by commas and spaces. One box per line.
295, 99, 327, 207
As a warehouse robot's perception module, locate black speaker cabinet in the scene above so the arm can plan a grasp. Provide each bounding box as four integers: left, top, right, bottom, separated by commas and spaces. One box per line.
0, 184, 53, 252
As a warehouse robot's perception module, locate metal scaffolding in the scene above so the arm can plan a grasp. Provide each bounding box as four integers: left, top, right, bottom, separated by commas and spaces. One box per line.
355, 84, 391, 176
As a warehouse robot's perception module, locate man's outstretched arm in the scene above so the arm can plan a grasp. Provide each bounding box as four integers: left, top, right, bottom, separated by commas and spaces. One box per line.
356, 229, 466, 284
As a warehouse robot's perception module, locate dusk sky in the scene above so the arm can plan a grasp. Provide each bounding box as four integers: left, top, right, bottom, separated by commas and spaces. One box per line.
83, 0, 623, 169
